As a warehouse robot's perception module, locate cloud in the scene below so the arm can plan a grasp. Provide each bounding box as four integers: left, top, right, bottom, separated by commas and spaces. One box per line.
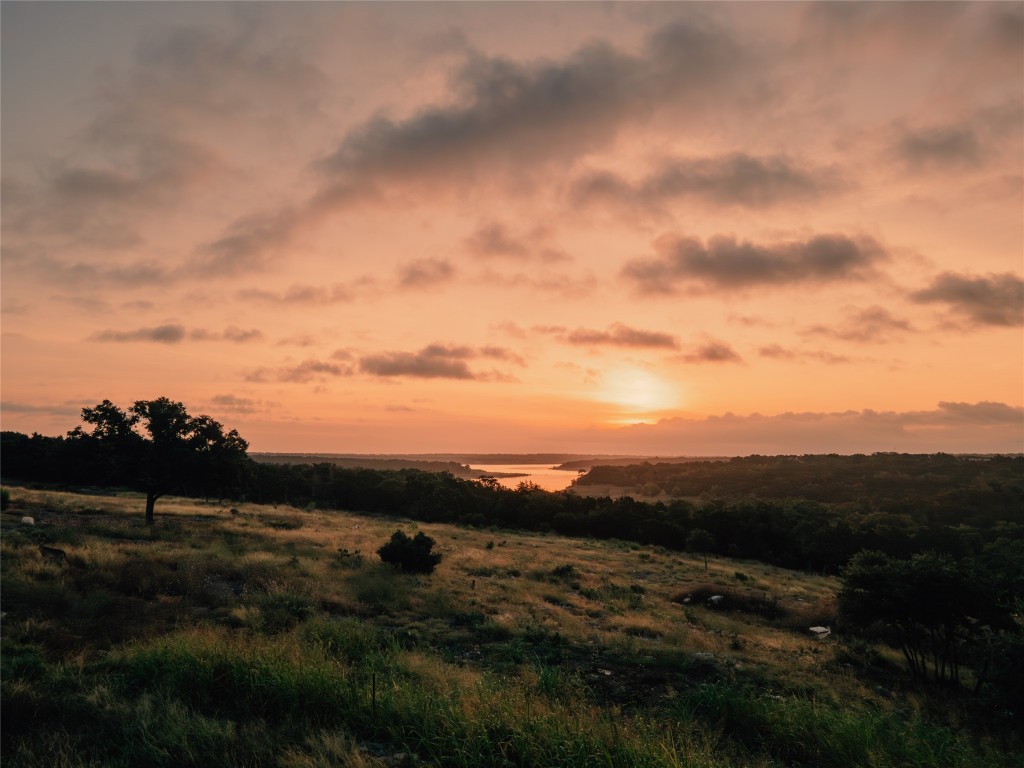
398, 258, 456, 288
359, 343, 521, 380
209, 394, 269, 414
895, 124, 983, 171
7, 255, 172, 288
90, 324, 187, 344
610, 401, 1024, 455
553, 322, 679, 350
805, 306, 913, 343
317, 20, 751, 187
681, 340, 743, 364
237, 282, 356, 305
252, 359, 355, 384
465, 222, 529, 259
222, 326, 265, 343
0, 401, 82, 417
192, 208, 304, 278
911, 272, 1024, 327
89, 324, 264, 344
623, 233, 887, 294
758, 344, 851, 365
572, 153, 845, 211
478, 346, 527, 366
799, 2, 968, 56
464, 222, 570, 262
195, 17, 759, 274
5, 18, 328, 260
476, 269, 596, 298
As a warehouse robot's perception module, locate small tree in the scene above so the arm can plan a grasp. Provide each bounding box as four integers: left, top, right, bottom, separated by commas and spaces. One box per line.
687, 528, 716, 572
377, 530, 442, 574
69, 397, 249, 524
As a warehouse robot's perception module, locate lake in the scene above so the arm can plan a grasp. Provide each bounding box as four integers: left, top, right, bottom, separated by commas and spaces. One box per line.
471, 463, 580, 492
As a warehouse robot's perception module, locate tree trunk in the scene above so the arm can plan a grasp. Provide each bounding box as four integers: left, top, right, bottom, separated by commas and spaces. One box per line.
145, 491, 158, 526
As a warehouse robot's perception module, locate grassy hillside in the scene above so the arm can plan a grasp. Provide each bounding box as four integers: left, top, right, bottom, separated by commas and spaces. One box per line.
1, 485, 1017, 767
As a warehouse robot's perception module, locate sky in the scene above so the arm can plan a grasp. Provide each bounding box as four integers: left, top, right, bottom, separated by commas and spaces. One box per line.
2, 1, 1023, 455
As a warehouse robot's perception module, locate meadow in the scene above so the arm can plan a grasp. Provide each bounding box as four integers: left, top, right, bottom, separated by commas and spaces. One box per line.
1, 485, 1017, 767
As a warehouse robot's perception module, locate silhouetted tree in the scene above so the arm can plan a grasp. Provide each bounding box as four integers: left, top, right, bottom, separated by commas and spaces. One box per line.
687, 528, 716, 571
69, 397, 249, 524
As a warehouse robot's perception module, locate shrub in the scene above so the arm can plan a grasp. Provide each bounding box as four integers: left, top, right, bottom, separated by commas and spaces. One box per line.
377, 530, 442, 574
1, 487, 9, 511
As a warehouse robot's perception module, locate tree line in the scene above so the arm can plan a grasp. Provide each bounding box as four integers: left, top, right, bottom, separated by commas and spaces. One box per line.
2, 406, 1021, 574
3, 398, 1022, 708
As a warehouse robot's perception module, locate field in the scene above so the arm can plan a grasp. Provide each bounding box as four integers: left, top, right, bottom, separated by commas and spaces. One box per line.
1, 485, 1017, 767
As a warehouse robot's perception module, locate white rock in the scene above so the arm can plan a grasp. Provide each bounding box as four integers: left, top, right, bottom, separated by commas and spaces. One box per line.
20, 516, 34, 526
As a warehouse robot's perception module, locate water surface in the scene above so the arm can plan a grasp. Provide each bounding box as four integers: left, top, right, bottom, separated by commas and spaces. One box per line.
471, 464, 579, 492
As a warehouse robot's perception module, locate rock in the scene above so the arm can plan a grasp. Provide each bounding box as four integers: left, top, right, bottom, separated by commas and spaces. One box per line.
708, 595, 725, 606
20, 516, 34, 526
809, 626, 831, 638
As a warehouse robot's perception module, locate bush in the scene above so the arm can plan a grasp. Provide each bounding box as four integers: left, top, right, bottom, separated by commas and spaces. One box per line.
1, 487, 9, 511
377, 530, 442, 574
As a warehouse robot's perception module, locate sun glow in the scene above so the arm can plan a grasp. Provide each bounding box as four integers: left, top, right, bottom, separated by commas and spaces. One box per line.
595, 368, 681, 415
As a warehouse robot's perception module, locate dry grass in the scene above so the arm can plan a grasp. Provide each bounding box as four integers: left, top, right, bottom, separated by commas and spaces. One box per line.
4, 483, 1007, 768
3, 485, 842, 680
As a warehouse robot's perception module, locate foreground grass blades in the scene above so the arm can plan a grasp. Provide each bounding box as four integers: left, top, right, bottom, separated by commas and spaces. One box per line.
1, 486, 1017, 767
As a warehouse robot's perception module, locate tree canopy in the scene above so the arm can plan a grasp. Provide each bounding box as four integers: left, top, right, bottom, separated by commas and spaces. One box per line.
68, 397, 249, 524
837, 549, 1020, 688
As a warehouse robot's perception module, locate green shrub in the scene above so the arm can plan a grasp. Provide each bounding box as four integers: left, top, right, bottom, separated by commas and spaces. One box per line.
377, 530, 441, 574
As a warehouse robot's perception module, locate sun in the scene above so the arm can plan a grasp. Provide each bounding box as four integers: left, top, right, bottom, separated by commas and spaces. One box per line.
595, 367, 680, 416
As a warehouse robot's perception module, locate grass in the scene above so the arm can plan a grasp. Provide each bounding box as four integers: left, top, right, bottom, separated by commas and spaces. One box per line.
1, 484, 1018, 767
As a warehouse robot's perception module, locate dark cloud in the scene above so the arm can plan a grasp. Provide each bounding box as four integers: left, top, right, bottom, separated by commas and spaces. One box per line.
359, 343, 521, 380
89, 324, 264, 344
623, 233, 887, 294
398, 258, 456, 288
613, 401, 1024, 455
49, 138, 219, 207
805, 306, 913, 343
360, 347, 475, 380
90, 324, 187, 344
896, 125, 983, 171
560, 323, 679, 350
198, 18, 756, 272
681, 341, 743, 364
572, 153, 845, 211
911, 272, 1024, 327
317, 20, 752, 185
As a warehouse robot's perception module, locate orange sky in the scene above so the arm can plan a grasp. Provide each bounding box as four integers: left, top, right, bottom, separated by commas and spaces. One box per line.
2, 2, 1023, 454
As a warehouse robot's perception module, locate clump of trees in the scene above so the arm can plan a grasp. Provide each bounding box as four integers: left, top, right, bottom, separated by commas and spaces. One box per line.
377, 530, 442, 574
838, 548, 1023, 694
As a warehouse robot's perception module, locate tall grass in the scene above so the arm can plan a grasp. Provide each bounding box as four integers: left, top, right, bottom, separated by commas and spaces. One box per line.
2, 486, 1017, 768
